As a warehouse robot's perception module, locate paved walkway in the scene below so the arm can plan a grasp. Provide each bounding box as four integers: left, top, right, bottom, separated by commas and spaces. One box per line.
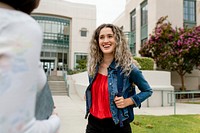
53, 94, 200, 133
53, 94, 87, 133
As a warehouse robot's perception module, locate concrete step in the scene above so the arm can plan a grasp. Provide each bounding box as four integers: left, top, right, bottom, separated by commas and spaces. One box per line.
48, 76, 64, 81
51, 92, 68, 96
48, 81, 68, 96
49, 82, 66, 88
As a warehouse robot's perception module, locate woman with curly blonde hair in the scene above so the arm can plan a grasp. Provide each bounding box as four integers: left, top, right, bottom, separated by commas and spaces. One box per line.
85, 24, 152, 133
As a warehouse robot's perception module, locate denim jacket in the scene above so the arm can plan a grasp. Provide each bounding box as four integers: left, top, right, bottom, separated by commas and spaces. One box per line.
85, 60, 153, 124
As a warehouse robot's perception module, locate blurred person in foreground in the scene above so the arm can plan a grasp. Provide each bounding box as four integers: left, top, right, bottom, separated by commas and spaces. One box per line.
0, 0, 60, 132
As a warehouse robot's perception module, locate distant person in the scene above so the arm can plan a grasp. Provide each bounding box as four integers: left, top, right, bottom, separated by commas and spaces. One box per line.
0, 0, 60, 132
85, 23, 153, 133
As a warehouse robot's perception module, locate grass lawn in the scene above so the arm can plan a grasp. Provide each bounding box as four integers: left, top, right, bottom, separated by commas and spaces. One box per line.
182, 102, 200, 104
131, 114, 200, 133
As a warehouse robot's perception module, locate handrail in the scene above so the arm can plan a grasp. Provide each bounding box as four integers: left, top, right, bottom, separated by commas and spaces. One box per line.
45, 68, 51, 77
146, 89, 200, 115
169, 91, 200, 114
63, 71, 69, 96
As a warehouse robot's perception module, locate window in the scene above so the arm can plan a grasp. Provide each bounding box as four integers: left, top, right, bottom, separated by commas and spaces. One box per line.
32, 15, 70, 71
80, 28, 87, 37
184, 0, 196, 27
32, 15, 70, 47
51, 52, 56, 57
130, 9, 136, 32
184, 0, 196, 22
124, 32, 136, 55
130, 47, 136, 56
141, 1, 148, 47
74, 53, 87, 69
141, 1, 148, 27
129, 9, 136, 55
45, 52, 50, 57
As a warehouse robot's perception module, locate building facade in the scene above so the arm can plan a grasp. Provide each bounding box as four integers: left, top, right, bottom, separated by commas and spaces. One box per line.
113, 0, 200, 90
32, 0, 96, 72
114, 0, 200, 56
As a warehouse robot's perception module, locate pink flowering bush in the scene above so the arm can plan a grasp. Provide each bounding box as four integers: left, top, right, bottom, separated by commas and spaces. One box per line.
139, 16, 200, 91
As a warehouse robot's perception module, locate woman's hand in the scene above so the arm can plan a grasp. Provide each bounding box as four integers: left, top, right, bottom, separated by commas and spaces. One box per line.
114, 96, 134, 108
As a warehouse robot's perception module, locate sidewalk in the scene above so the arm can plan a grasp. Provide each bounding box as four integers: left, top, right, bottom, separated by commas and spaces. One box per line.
53, 94, 87, 133
53, 95, 200, 133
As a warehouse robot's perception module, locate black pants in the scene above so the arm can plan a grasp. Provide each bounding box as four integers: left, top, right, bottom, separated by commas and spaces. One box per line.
86, 114, 132, 133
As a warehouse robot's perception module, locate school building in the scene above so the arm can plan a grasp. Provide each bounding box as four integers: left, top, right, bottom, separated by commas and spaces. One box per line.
32, 0, 96, 72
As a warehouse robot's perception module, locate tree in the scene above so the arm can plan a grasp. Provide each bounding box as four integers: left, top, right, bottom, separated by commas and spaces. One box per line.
139, 16, 200, 91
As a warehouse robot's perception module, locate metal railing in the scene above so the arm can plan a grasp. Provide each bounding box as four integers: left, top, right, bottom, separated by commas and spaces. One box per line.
63, 71, 69, 96
146, 89, 200, 115
171, 91, 200, 114
45, 68, 51, 77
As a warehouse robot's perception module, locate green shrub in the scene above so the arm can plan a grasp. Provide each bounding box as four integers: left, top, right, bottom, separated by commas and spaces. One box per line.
67, 68, 86, 75
66, 58, 87, 75
133, 57, 154, 70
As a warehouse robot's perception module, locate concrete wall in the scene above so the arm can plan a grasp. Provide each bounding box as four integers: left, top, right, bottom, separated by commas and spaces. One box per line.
171, 70, 200, 91
68, 72, 89, 100
140, 71, 174, 107
68, 70, 174, 107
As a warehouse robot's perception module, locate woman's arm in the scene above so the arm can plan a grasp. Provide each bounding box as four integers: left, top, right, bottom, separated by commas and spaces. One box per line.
129, 67, 153, 107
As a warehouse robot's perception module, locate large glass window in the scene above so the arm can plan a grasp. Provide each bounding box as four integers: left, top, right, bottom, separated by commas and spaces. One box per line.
140, 1, 148, 47
141, 1, 148, 27
130, 9, 136, 32
32, 15, 70, 71
184, 0, 196, 28
128, 9, 137, 56
124, 32, 136, 56
32, 15, 70, 47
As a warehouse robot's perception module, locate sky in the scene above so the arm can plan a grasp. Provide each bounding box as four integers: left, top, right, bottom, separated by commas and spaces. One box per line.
65, 0, 126, 26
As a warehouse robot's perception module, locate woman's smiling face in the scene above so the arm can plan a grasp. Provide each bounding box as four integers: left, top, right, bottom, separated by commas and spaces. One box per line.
98, 27, 116, 56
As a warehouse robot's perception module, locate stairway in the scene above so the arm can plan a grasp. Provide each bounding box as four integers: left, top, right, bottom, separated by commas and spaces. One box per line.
48, 75, 68, 96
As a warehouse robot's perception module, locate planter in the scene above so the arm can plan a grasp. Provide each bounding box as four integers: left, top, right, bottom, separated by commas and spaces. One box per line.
69, 70, 174, 107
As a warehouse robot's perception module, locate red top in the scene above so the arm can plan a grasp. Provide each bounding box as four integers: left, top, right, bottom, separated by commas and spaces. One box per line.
90, 73, 112, 119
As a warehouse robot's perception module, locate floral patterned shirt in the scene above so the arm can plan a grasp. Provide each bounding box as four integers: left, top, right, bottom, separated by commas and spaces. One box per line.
0, 8, 60, 133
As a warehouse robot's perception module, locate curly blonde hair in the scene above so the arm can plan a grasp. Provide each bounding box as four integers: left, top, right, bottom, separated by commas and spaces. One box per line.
88, 24, 139, 76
